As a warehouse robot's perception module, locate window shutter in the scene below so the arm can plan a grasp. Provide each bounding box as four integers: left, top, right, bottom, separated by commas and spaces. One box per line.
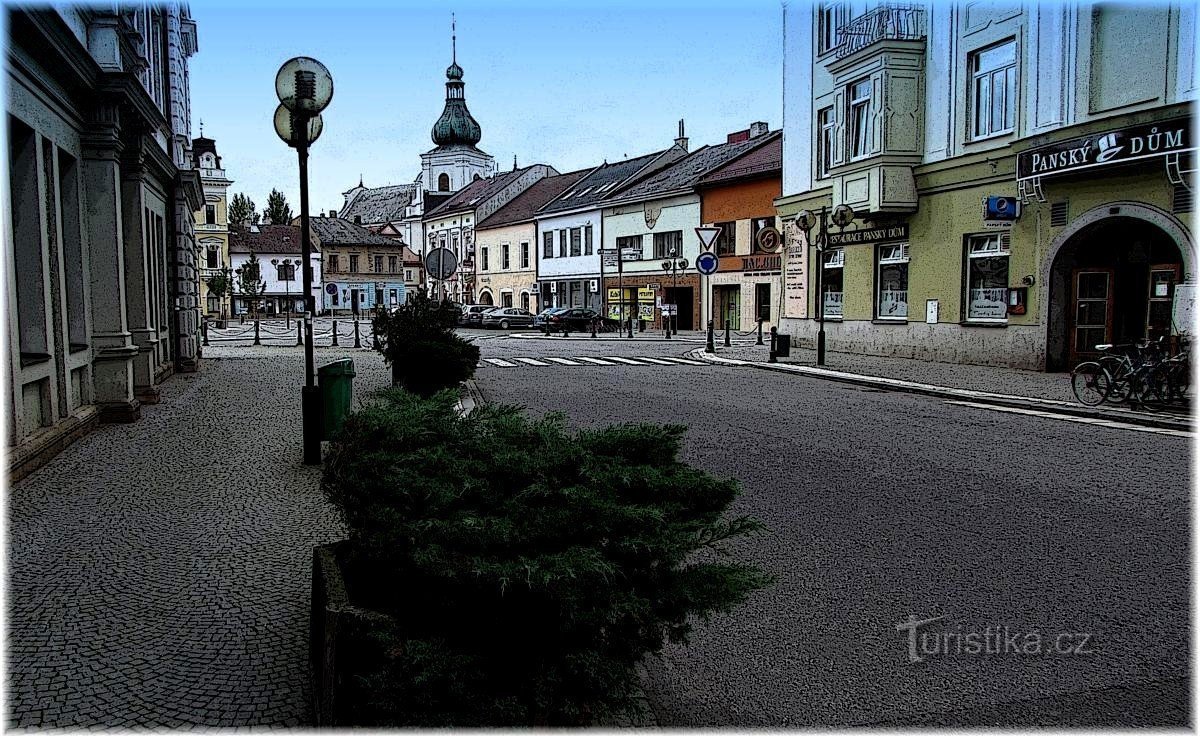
998, 233, 1011, 253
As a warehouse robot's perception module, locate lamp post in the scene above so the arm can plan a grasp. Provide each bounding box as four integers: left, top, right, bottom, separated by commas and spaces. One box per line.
271, 257, 294, 329
274, 56, 333, 465
661, 251, 688, 337
795, 204, 855, 367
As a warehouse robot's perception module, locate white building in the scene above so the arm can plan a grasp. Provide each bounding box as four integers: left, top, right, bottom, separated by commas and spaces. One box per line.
228, 225, 322, 316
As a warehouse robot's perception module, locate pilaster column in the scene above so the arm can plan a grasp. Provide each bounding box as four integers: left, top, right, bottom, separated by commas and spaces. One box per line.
81, 104, 139, 422
119, 134, 160, 404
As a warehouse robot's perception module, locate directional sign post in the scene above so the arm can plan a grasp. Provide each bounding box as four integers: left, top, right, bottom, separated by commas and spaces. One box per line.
696, 225, 722, 252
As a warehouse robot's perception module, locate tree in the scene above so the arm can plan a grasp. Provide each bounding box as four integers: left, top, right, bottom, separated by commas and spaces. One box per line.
205, 266, 235, 323
371, 292, 479, 395
262, 188, 293, 225
235, 253, 268, 318
228, 193, 259, 228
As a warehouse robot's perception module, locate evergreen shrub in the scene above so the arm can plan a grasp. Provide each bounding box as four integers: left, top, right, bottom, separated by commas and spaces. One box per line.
321, 388, 771, 726
371, 293, 480, 396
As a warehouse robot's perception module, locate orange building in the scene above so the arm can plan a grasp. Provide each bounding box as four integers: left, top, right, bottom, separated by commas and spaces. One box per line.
696, 132, 783, 330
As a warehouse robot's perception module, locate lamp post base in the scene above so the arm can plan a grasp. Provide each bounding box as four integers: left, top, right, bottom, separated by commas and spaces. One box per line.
302, 385, 322, 465
817, 329, 826, 366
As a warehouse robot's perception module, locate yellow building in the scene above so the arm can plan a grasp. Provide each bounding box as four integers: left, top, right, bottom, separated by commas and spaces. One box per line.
192, 135, 233, 320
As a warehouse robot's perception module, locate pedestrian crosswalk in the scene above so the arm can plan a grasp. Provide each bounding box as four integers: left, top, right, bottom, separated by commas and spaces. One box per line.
479, 355, 706, 368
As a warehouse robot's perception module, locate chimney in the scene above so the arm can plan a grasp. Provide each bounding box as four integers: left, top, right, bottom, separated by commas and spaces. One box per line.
353, 215, 362, 225
674, 119, 688, 152
749, 121, 770, 138
726, 130, 750, 144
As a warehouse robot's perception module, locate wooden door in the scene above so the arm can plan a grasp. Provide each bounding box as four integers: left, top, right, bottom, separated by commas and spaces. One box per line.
1147, 263, 1181, 343
1070, 268, 1114, 364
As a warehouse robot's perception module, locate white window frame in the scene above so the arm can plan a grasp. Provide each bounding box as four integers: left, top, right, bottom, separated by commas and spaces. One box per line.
849, 79, 873, 160
875, 242, 910, 320
818, 3, 847, 55
520, 241, 530, 269
501, 243, 510, 270
970, 39, 1017, 141
965, 233, 1011, 322
817, 106, 836, 177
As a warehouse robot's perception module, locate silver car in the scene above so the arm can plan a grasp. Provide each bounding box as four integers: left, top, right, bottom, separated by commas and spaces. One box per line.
481, 307, 535, 330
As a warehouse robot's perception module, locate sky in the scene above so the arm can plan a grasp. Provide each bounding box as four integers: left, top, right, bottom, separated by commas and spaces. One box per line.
188, 0, 783, 216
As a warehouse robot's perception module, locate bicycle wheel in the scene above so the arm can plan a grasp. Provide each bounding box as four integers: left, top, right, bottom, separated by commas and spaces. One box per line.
1138, 364, 1171, 405
1097, 355, 1130, 402
1071, 362, 1110, 405
1168, 359, 1190, 402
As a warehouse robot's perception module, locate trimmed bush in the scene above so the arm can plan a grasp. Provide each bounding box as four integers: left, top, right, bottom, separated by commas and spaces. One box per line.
321, 388, 771, 727
371, 293, 480, 396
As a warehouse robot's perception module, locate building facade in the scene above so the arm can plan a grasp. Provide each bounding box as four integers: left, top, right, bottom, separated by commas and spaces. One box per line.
474, 169, 588, 311
228, 225, 322, 316
193, 135, 233, 319
777, 2, 1197, 369
5, 6, 201, 480
311, 217, 407, 313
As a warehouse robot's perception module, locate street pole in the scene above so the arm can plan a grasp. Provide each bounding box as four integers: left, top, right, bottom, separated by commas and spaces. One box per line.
620, 249, 632, 339
816, 206, 827, 367
297, 132, 321, 465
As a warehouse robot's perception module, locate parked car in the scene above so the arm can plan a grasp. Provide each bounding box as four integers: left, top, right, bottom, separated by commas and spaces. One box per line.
481, 307, 535, 330
546, 308, 620, 333
459, 304, 497, 327
533, 307, 568, 330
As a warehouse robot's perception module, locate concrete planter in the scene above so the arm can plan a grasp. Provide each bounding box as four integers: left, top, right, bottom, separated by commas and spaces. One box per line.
310, 541, 397, 727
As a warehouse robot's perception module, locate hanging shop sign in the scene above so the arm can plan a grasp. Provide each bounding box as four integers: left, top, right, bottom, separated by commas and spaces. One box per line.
1016, 118, 1193, 182
826, 224, 909, 247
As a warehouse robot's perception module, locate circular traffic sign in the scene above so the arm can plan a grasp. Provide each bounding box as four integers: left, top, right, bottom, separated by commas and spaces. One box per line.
696, 252, 719, 275
324, 283, 337, 295
425, 247, 458, 280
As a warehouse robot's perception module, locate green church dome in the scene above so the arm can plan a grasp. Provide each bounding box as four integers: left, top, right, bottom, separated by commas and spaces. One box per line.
431, 62, 481, 147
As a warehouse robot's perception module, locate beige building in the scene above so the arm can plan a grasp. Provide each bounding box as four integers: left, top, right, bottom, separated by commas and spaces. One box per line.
193, 136, 233, 320
474, 170, 588, 310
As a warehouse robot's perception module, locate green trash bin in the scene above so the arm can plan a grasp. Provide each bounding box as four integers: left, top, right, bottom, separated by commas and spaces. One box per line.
318, 358, 355, 440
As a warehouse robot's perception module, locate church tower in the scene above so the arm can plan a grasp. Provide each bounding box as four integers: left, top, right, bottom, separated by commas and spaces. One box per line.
420, 17, 496, 193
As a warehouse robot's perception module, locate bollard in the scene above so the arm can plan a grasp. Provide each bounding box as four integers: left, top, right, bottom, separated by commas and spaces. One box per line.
331, 320, 339, 346
354, 319, 361, 348
253, 319, 261, 346
665, 317, 671, 339
769, 326, 778, 363
724, 321, 731, 347
296, 320, 303, 346
202, 319, 209, 347
756, 318, 764, 346
705, 319, 715, 354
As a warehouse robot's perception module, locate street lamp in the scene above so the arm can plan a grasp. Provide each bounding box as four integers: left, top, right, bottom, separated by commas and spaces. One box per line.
275, 56, 333, 466
661, 250, 689, 338
271, 258, 294, 329
794, 204, 855, 366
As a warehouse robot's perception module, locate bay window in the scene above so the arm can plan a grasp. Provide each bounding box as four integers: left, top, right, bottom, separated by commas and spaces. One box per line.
876, 243, 909, 319
849, 79, 873, 160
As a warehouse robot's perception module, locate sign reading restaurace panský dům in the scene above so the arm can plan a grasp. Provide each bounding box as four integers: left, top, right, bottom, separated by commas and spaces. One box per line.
827, 224, 909, 247
1017, 119, 1193, 182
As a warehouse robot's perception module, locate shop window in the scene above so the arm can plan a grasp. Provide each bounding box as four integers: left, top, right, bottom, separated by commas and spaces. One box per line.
965, 234, 1009, 321
713, 221, 736, 255
823, 248, 844, 318
876, 242, 909, 319
970, 39, 1017, 140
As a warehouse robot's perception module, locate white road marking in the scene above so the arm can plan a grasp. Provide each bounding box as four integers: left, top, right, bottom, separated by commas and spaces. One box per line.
656, 356, 705, 365
633, 357, 676, 365
482, 358, 517, 367
513, 357, 552, 366
573, 357, 617, 366
943, 400, 1194, 437
543, 357, 583, 366
603, 357, 649, 366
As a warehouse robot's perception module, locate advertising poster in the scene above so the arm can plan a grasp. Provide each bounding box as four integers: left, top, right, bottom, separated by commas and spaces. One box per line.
783, 224, 808, 319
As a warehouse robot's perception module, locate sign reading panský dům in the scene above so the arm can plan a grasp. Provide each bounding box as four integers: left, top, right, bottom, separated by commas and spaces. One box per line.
826, 224, 909, 247
1017, 119, 1193, 182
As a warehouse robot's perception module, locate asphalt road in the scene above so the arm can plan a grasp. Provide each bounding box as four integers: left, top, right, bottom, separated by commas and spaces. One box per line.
468, 332, 1192, 727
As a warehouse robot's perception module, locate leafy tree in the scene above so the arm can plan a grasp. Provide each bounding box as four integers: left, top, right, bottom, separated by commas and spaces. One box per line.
235, 253, 267, 318
205, 266, 235, 321
321, 389, 771, 726
228, 192, 259, 228
262, 188, 293, 225
371, 292, 479, 395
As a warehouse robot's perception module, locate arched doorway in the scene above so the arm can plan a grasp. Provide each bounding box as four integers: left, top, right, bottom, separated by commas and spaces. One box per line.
478, 291, 494, 306
1046, 212, 1190, 371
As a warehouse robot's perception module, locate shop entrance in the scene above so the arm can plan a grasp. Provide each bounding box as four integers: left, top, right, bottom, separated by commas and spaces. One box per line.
665, 286, 694, 330
714, 285, 741, 330
1048, 216, 1185, 370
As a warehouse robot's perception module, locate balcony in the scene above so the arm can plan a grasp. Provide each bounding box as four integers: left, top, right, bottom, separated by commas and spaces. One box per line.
835, 4, 925, 61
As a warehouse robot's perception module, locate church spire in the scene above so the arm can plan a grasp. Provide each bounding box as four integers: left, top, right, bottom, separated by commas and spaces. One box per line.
431, 14, 482, 148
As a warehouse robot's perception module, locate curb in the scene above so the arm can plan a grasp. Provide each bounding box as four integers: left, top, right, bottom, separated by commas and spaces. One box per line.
685, 349, 1194, 432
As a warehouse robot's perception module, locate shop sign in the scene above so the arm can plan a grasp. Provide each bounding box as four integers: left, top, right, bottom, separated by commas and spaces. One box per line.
784, 226, 808, 320
1017, 118, 1193, 181
718, 254, 783, 272
827, 224, 909, 247
969, 288, 1008, 319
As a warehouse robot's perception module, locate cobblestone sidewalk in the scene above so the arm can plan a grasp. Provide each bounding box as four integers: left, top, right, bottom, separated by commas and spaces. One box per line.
7, 349, 391, 728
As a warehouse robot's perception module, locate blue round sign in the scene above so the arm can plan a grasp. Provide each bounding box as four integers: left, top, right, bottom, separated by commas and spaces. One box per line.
325, 283, 337, 295
696, 252, 719, 275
